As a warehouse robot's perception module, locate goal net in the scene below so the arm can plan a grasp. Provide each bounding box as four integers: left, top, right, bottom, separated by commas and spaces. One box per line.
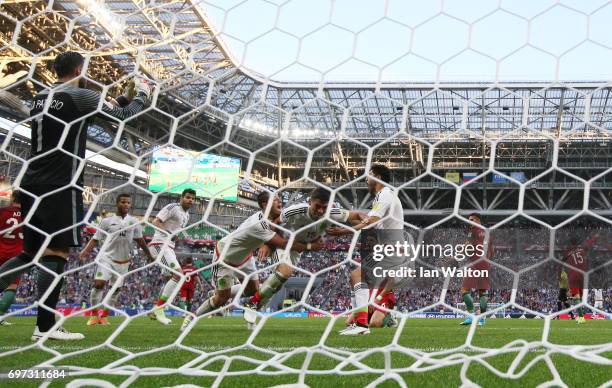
0, 0, 610, 386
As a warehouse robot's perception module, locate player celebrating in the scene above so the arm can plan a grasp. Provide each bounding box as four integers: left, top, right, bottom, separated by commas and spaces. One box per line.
327, 164, 405, 335
243, 187, 363, 323
0, 51, 152, 340
181, 191, 323, 331
148, 188, 196, 325
79, 193, 153, 326
459, 213, 493, 327
178, 257, 203, 313
563, 233, 598, 324
0, 192, 22, 325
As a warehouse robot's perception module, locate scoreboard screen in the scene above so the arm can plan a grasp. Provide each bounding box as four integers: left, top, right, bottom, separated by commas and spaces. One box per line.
148, 147, 240, 201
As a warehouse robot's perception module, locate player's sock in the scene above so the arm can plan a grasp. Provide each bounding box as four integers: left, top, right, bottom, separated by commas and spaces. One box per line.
158, 278, 179, 306
557, 301, 562, 312
463, 293, 474, 313
89, 287, 103, 317
36, 256, 65, 332
350, 290, 356, 310
254, 271, 287, 308
195, 297, 217, 316
186, 301, 192, 311
0, 289, 16, 314
353, 282, 369, 327
0, 253, 32, 291
103, 291, 119, 317
479, 295, 488, 314
178, 300, 187, 310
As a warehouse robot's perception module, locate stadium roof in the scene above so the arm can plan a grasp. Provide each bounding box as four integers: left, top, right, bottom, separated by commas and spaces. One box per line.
0, 0, 611, 174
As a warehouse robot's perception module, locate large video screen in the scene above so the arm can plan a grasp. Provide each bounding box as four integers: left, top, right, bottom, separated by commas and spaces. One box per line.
148, 148, 240, 201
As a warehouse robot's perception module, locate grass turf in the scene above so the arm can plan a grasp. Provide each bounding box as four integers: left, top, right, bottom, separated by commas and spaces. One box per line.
0, 316, 610, 387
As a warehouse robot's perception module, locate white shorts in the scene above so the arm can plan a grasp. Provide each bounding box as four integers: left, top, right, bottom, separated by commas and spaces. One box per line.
149, 244, 181, 275
94, 258, 130, 288
212, 251, 257, 290
594, 301, 603, 309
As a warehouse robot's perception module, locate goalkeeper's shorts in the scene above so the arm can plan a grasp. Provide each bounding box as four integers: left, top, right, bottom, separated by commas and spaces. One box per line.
21, 184, 83, 253
149, 243, 180, 276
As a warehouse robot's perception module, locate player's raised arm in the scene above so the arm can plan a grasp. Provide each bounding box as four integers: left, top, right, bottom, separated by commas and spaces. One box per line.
71, 77, 152, 121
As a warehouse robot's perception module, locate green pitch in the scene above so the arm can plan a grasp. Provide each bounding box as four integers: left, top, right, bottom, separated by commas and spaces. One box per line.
1, 317, 611, 387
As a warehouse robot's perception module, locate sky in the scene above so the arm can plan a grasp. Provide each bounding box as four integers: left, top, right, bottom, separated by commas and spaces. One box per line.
198, 0, 612, 83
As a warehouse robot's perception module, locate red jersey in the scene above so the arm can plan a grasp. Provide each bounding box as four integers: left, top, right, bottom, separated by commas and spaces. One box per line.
563, 235, 597, 288
467, 226, 493, 268
0, 205, 23, 260
180, 264, 198, 290
369, 288, 396, 314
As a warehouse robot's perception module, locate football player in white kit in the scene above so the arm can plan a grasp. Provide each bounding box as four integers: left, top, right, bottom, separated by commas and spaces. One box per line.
148, 188, 195, 325
180, 191, 324, 331
593, 289, 604, 319
327, 164, 405, 335
80, 193, 153, 326
242, 187, 364, 324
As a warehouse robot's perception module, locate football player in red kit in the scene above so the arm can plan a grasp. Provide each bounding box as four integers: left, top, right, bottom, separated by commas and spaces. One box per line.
345, 282, 397, 328
0, 192, 23, 325
178, 257, 202, 313
563, 233, 598, 324
369, 286, 397, 328
459, 213, 493, 327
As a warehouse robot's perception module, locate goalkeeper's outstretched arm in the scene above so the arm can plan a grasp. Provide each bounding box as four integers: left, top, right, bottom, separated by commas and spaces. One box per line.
71, 78, 153, 121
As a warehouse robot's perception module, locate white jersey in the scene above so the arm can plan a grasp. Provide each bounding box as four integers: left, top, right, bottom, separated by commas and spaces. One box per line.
216, 211, 276, 266
594, 289, 603, 301
368, 186, 404, 230
280, 203, 349, 243
151, 203, 190, 248
94, 215, 143, 262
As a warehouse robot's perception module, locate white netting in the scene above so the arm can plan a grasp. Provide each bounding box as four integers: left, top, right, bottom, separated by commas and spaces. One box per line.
0, 0, 611, 386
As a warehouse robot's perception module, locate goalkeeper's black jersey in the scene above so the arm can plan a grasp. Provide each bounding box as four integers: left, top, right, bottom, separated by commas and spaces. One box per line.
24, 82, 146, 187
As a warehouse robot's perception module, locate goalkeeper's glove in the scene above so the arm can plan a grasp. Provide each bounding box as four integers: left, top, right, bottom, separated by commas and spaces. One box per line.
115, 80, 136, 107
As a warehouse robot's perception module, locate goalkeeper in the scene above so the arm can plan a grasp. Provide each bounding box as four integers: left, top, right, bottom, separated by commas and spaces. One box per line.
0, 51, 153, 341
